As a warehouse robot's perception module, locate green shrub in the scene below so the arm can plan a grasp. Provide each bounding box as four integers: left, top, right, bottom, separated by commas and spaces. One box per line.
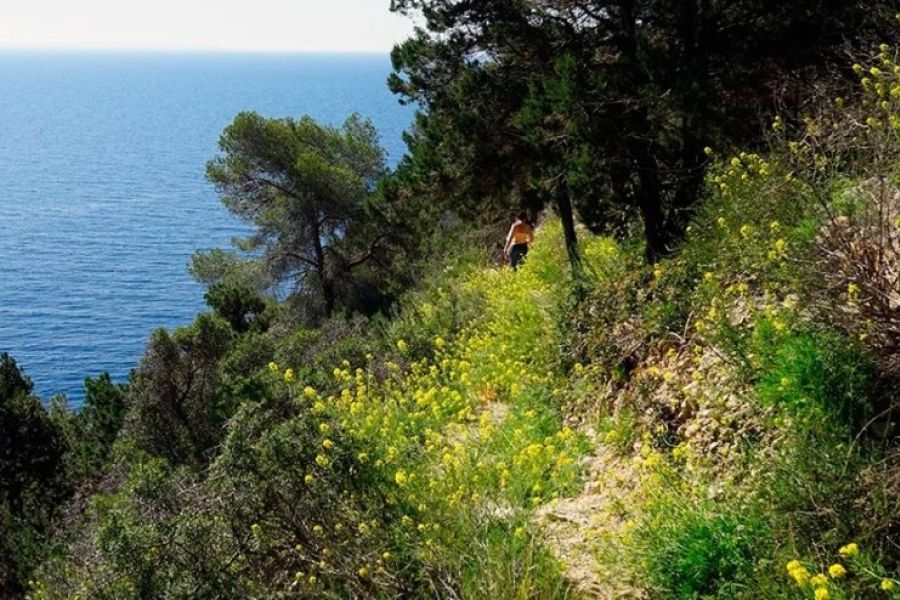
274, 315, 376, 384
632, 492, 766, 599
456, 519, 572, 600
0, 353, 69, 595
598, 408, 640, 456
124, 314, 235, 466
204, 281, 270, 333
754, 326, 876, 433
52, 373, 129, 481
34, 383, 405, 599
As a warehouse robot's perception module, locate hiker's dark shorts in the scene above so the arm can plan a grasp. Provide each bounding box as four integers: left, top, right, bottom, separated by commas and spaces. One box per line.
509, 243, 528, 270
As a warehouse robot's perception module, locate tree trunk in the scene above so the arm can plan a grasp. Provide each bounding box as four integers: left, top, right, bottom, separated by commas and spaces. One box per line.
668, 0, 709, 240
669, 141, 707, 237
618, 0, 666, 263
554, 181, 583, 280
636, 176, 667, 264
627, 129, 668, 263
309, 210, 335, 317
321, 278, 336, 317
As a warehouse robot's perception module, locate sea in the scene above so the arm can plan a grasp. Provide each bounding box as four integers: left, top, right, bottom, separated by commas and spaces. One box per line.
0, 51, 415, 406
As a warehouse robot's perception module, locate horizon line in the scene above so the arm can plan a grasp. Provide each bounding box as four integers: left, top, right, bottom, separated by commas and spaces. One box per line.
0, 45, 397, 55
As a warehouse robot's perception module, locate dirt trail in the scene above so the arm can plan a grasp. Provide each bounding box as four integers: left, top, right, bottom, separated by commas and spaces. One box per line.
535, 437, 646, 599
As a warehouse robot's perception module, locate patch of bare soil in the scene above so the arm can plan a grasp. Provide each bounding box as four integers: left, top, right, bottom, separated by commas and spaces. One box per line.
535, 438, 646, 599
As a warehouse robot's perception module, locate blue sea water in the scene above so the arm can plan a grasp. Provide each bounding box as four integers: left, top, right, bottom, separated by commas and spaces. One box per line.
0, 51, 414, 406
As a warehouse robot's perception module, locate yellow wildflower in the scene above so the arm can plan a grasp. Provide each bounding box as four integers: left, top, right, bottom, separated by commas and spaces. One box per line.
881, 579, 895, 591
267, 361, 279, 373
828, 564, 846, 579
304, 473, 315, 484
838, 543, 858, 557
284, 368, 294, 382
790, 567, 810, 586
250, 523, 262, 537
815, 588, 829, 600
810, 574, 828, 587
396, 339, 408, 353
394, 470, 409, 486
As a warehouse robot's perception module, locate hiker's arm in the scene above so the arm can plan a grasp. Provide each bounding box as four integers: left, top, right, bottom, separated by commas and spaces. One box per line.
503, 225, 515, 255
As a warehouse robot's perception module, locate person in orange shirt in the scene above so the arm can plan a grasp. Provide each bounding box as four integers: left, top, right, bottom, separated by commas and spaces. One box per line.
503, 211, 534, 270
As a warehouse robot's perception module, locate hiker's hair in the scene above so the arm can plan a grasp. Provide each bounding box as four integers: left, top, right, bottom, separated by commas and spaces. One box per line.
516, 211, 528, 222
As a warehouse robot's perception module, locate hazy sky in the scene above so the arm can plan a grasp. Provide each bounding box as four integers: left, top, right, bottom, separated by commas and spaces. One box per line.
0, 1, 415, 52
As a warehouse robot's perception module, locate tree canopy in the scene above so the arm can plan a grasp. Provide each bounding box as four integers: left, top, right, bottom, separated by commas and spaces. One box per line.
0, 354, 67, 594
389, 0, 896, 264
204, 112, 391, 319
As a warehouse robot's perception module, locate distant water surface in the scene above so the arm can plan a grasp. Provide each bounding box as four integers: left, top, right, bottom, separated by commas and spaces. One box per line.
0, 52, 413, 405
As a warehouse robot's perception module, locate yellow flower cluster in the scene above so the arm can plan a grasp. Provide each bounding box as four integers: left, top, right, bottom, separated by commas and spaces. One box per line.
788, 559, 834, 597
785, 542, 900, 598
274, 222, 592, 572
711, 152, 773, 197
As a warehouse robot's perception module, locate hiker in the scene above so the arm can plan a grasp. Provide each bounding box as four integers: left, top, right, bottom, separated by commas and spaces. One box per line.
503, 211, 534, 270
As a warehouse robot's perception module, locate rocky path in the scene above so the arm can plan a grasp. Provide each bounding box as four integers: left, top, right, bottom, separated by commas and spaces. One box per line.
535, 436, 646, 599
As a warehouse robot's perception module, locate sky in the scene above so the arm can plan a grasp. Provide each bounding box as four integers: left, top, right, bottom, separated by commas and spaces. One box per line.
0, 0, 415, 52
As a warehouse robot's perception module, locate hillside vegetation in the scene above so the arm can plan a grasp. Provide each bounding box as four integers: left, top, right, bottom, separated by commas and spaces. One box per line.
2, 7, 900, 599
12, 43, 899, 598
